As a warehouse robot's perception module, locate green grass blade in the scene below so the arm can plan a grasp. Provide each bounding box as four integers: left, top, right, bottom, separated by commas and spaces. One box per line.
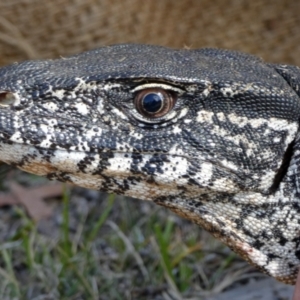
154, 223, 175, 283
62, 184, 72, 258
86, 193, 115, 243
1, 249, 20, 297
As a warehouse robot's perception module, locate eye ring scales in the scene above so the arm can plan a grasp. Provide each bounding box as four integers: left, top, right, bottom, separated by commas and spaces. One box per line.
134, 88, 176, 118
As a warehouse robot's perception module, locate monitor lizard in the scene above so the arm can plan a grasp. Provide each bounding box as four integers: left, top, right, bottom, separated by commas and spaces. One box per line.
0, 44, 299, 284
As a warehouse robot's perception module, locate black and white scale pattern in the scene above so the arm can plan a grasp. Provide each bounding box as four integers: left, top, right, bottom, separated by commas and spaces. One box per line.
0, 44, 300, 283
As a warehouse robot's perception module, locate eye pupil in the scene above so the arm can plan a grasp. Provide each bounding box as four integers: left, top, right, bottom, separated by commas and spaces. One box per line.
142, 93, 163, 113
134, 87, 176, 119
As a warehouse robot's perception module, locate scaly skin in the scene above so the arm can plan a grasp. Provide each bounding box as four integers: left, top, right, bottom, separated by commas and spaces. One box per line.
0, 44, 299, 283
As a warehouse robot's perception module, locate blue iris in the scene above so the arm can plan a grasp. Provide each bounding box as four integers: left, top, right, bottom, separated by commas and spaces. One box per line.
142, 93, 163, 113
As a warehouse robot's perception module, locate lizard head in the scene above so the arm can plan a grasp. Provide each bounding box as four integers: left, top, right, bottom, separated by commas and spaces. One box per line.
0, 44, 299, 283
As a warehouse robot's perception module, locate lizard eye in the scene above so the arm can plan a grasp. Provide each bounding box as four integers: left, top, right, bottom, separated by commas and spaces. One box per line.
134, 88, 176, 118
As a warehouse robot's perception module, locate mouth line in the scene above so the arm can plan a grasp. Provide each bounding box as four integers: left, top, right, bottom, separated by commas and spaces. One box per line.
0, 138, 244, 181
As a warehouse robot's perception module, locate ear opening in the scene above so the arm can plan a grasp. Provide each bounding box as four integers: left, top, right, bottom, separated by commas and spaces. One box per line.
269, 139, 295, 193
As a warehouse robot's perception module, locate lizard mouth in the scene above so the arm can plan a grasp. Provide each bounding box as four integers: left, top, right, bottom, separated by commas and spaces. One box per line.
0, 138, 244, 195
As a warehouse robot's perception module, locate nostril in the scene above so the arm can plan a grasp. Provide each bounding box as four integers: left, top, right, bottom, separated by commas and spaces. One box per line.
0, 91, 17, 106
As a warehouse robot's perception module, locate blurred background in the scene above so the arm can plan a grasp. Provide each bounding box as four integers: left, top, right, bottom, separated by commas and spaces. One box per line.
0, 0, 299, 66
0, 1, 299, 299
